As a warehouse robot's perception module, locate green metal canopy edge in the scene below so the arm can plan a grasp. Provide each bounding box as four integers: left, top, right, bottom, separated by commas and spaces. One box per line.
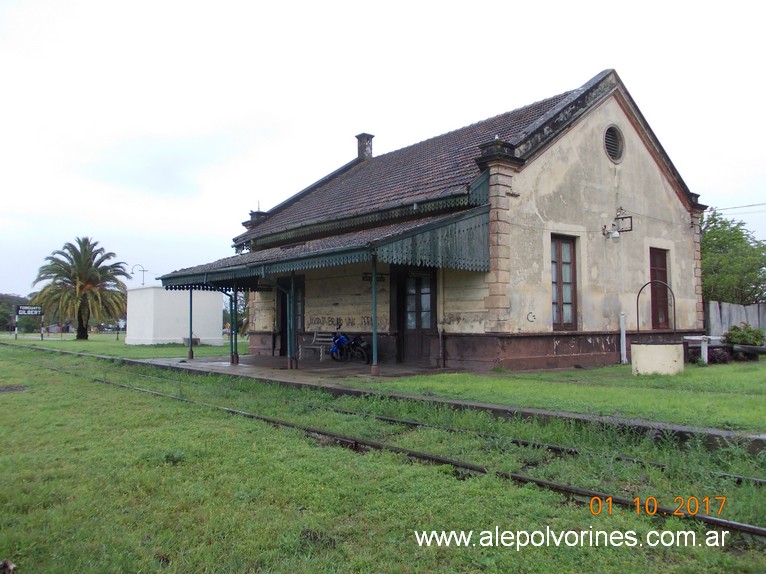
160, 206, 490, 291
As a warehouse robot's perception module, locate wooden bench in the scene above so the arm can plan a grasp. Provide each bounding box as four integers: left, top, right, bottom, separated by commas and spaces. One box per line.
299, 331, 335, 361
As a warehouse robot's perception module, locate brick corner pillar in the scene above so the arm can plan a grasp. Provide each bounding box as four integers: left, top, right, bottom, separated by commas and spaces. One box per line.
476, 140, 524, 333
691, 208, 705, 330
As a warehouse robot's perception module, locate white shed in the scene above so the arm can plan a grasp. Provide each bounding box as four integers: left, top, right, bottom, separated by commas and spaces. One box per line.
125, 286, 224, 346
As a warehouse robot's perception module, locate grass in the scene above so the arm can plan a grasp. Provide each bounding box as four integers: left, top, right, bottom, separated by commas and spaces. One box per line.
5, 333, 765, 432
1, 346, 765, 573
339, 361, 766, 432
1, 331, 249, 359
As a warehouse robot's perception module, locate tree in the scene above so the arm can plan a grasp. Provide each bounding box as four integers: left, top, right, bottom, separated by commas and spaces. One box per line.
0, 293, 29, 331
701, 210, 766, 304
31, 237, 130, 340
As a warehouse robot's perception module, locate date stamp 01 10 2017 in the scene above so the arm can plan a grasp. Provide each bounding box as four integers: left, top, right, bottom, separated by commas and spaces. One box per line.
589, 496, 726, 517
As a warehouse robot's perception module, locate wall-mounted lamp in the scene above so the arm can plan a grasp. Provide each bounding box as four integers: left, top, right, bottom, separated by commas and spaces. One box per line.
603, 207, 633, 242
602, 223, 621, 241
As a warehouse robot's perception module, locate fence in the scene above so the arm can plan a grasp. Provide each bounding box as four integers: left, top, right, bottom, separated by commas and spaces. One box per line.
706, 301, 766, 337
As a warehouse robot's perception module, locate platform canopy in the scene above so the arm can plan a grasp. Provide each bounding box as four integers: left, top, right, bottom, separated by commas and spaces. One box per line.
159, 205, 489, 291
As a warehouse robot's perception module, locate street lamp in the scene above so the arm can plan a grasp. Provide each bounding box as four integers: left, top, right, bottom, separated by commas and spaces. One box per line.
131, 264, 148, 286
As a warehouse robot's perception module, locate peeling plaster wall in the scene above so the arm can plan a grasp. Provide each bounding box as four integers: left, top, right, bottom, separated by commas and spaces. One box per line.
492, 96, 699, 334
440, 269, 488, 333
249, 263, 391, 336
250, 288, 275, 332
304, 265, 390, 332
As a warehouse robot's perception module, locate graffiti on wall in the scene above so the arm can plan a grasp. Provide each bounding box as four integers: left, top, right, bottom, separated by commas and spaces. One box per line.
308, 315, 389, 330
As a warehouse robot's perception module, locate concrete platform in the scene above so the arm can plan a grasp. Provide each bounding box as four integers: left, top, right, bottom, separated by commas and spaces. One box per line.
132, 353, 444, 385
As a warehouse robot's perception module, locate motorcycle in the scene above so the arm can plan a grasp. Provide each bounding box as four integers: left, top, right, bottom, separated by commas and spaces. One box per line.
330, 321, 370, 363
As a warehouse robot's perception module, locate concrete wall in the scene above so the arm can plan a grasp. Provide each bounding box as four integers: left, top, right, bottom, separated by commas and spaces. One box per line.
706, 301, 766, 336
125, 286, 223, 346
631, 343, 685, 375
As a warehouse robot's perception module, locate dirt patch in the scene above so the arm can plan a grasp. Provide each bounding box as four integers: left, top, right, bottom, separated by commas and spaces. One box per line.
0, 385, 28, 393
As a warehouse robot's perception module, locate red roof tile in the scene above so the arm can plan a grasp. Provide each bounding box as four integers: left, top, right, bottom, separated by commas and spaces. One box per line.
235, 91, 573, 245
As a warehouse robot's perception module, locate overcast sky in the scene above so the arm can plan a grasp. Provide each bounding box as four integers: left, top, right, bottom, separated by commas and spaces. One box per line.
1, 0, 764, 297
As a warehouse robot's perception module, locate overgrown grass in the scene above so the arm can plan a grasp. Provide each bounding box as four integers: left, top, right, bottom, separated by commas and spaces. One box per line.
341, 361, 766, 432
1, 346, 764, 573
5, 333, 766, 432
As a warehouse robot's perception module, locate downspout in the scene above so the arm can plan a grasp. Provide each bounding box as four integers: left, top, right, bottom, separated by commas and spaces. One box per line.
370, 252, 380, 376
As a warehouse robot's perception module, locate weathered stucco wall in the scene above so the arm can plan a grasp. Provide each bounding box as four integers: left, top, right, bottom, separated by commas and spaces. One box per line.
249, 263, 391, 336
250, 288, 275, 332
304, 265, 390, 332
439, 269, 488, 333
485, 96, 699, 334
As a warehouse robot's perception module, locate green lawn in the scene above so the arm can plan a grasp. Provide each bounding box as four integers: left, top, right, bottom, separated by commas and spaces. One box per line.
1, 331, 248, 358
1, 347, 764, 573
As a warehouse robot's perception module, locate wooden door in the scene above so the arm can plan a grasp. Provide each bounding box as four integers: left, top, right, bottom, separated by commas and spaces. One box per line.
650, 248, 669, 330
398, 271, 434, 363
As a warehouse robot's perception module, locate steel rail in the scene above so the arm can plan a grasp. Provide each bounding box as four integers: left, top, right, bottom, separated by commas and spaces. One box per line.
324, 406, 766, 487
10, 349, 766, 488
60, 358, 766, 487
26, 357, 765, 486
15, 357, 766, 539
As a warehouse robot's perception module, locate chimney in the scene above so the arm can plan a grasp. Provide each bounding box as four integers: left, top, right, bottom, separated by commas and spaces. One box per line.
242, 210, 269, 230
356, 133, 374, 160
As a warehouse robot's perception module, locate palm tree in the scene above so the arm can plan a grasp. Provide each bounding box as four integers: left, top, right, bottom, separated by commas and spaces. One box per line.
32, 237, 130, 340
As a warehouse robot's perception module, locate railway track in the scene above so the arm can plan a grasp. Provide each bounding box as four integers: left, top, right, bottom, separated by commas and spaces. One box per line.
17, 351, 764, 487
322, 406, 766, 487
6, 350, 765, 540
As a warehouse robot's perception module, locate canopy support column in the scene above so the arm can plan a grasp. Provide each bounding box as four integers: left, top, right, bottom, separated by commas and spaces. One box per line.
370, 252, 380, 376
187, 289, 194, 360
289, 273, 297, 369
232, 283, 239, 364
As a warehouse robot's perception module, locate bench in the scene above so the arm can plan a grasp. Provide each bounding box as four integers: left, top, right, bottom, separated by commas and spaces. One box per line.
299, 331, 335, 361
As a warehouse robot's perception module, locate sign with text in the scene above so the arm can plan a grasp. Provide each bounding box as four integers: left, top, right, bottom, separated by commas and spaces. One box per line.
362, 273, 386, 283
16, 305, 43, 316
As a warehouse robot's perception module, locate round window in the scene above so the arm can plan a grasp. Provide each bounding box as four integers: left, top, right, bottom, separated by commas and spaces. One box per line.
604, 126, 624, 163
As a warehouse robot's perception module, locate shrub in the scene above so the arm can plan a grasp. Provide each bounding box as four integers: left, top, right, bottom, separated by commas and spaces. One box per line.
723, 322, 766, 346
708, 347, 732, 364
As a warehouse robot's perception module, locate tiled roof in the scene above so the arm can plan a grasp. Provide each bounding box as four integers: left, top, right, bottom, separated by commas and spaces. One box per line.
234, 90, 576, 245
162, 68, 703, 290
